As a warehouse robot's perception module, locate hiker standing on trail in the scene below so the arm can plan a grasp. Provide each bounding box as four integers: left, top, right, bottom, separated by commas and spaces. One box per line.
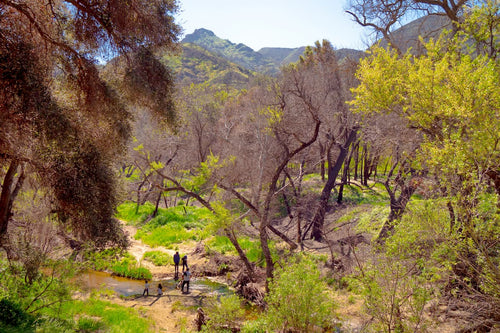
173, 251, 180, 276
182, 254, 188, 272
157, 283, 163, 296
143, 280, 149, 296
181, 268, 191, 293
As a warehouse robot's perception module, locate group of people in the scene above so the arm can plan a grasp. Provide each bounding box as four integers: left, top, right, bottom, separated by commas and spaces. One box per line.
142, 251, 192, 297
174, 251, 191, 293
142, 280, 166, 297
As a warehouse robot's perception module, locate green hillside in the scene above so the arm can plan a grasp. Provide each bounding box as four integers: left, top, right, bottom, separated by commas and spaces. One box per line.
163, 43, 256, 88
181, 28, 276, 74
257, 46, 306, 67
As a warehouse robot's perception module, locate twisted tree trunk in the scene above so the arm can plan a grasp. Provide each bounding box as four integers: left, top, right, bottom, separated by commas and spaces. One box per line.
310, 128, 358, 241
377, 164, 420, 243
0, 160, 24, 247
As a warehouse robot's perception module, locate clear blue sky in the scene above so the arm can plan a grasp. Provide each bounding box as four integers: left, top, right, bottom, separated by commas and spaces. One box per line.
175, 0, 369, 51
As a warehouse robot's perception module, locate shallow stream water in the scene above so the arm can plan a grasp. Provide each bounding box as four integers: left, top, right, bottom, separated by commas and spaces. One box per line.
78, 270, 231, 297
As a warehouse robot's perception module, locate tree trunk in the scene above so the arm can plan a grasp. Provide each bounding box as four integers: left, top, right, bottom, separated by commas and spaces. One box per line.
377, 177, 418, 243
319, 141, 326, 182
337, 168, 346, 204
337, 143, 355, 204
377, 204, 404, 242
362, 144, 369, 186
371, 156, 379, 182
135, 179, 147, 214
259, 222, 273, 292
0, 160, 20, 246
268, 224, 297, 250
310, 128, 358, 241
225, 228, 255, 279
153, 191, 162, 217
353, 142, 360, 181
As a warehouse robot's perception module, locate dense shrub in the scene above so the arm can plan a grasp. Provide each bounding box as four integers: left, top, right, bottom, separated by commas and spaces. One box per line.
85, 248, 152, 280
265, 254, 337, 331
201, 294, 245, 332
0, 299, 35, 331
111, 262, 152, 280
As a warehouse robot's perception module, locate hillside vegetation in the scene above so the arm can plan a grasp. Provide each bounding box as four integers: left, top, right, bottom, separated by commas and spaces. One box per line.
165, 43, 256, 88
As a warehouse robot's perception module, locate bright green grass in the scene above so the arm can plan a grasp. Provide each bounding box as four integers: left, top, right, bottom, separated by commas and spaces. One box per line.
206, 236, 263, 264
136, 223, 209, 248
339, 184, 388, 205
116, 201, 156, 224
111, 261, 152, 280
143, 251, 171, 266
117, 202, 214, 248
116, 201, 212, 227
86, 248, 152, 280
58, 298, 153, 333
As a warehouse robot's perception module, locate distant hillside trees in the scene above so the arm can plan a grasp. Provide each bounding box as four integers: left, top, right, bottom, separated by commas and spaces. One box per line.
0, 0, 180, 252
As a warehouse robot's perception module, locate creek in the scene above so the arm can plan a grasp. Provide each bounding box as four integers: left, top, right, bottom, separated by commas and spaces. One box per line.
78, 270, 232, 298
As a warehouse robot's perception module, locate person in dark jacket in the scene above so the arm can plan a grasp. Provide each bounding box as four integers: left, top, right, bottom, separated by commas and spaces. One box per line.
182, 255, 188, 272
173, 251, 180, 276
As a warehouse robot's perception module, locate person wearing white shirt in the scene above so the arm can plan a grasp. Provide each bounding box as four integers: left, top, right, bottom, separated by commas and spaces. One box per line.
181, 268, 191, 293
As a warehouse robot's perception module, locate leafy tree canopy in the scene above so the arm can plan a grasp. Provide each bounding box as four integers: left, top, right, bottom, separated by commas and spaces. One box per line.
350, 1, 499, 238
0, 0, 180, 248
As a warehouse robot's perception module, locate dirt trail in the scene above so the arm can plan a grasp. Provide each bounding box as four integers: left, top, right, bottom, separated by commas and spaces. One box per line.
122, 223, 175, 276
122, 224, 173, 263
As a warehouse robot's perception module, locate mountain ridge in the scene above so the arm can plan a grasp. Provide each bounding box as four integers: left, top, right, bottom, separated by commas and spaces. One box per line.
181, 28, 365, 75
171, 16, 449, 87
182, 28, 276, 74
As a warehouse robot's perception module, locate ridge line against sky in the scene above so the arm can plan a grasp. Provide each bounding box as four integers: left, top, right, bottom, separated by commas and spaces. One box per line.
175, 0, 370, 51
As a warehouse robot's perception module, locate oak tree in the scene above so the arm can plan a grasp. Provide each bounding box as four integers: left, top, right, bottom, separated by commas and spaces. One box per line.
0, 0, 180, 249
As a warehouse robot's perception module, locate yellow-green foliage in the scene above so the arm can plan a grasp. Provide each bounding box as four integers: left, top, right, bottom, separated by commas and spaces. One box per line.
265, 254, 337, 331
202, 294, 245, 332
350, 28, 499, 224
349, 199, 454, 332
